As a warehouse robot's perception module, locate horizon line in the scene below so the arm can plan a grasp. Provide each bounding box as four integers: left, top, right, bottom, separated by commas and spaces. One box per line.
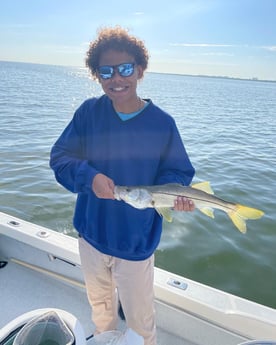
1, 59, 275, 83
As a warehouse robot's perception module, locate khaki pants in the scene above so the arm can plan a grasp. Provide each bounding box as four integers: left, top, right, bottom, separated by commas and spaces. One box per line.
78, 237, 156, 345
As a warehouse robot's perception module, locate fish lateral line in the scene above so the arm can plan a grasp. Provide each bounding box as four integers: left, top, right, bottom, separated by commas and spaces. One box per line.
150, 191, 236, 210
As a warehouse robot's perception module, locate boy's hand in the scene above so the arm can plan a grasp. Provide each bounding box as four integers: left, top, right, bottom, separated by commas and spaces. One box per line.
92, 173, 115, 199
174, 196, 195, 212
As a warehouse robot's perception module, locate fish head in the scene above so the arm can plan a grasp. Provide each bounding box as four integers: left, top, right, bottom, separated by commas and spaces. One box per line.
114, 186, 152, 209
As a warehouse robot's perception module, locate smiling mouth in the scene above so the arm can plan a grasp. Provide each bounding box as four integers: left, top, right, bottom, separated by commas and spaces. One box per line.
110, 86, 128, 92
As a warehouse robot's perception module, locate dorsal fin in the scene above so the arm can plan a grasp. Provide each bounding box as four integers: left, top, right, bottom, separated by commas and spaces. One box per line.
192, 181, 214, 194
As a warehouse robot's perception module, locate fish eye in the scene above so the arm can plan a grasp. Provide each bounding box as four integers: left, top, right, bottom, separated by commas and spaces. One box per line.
126, 188, 130, 192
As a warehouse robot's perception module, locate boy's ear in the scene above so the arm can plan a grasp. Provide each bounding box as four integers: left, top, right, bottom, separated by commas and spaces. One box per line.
137, 65, 145, 79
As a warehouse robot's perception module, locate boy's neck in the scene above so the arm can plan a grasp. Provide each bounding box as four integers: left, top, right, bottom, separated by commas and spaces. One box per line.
113, 97, 145, 114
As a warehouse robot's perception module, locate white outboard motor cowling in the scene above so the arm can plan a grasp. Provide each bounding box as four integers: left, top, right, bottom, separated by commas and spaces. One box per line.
0, 308, 86, 345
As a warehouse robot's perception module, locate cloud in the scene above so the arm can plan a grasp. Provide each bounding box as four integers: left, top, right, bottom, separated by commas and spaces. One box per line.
170, 43, 276, 52
262, 46, 276, 52
170, 43, 235, 48
202, 52, 234, 57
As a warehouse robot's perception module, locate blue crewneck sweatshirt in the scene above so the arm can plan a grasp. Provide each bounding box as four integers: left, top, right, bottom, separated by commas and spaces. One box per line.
50, 95, 195, 260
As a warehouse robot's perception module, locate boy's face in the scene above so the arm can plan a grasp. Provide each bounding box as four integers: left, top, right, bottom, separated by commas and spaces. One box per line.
97, 49, 144, 111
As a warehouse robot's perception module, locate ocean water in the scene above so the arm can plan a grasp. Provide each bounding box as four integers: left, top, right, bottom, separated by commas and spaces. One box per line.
1, 61, 276, 309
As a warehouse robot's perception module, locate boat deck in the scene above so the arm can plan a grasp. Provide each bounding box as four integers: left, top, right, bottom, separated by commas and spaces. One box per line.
0, 258, 194, 345
2, 212, 275, 345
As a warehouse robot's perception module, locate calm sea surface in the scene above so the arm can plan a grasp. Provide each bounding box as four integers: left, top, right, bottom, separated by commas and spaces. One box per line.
1, 61, 276, 308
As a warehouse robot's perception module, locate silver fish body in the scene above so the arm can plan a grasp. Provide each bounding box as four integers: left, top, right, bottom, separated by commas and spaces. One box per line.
114, 182, 264, 233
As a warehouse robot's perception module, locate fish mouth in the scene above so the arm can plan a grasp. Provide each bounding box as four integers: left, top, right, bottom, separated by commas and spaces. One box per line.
113, 186, 122, 200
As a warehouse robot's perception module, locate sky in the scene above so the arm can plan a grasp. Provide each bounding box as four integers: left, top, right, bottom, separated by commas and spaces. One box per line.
1, 0, 276, 80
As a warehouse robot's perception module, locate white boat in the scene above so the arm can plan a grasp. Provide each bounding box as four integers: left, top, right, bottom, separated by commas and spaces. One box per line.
0, 211, 275, 345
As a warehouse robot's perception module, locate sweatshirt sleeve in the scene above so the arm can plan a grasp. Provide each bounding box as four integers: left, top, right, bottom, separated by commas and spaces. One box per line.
49, 104, 99, 193
155, 118, 195, 186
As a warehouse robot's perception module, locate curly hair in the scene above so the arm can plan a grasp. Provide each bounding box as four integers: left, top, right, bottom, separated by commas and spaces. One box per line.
85, 26, 149, 78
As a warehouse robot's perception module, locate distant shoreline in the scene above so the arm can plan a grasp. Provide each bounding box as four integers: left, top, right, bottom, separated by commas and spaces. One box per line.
1, 59, 275, 84
148, 70, 276, 84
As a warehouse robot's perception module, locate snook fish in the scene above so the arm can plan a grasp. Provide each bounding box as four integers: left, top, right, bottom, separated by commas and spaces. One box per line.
114, 182, 264, 233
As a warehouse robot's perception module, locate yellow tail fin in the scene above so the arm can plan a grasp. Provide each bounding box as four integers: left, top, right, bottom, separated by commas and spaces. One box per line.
229, 204, 264, 234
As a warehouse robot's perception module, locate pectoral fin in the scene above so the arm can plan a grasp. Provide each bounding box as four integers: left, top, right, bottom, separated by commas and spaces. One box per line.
156, 207, 173, 222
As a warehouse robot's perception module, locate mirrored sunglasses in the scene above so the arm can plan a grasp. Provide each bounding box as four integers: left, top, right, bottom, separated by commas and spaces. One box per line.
97, 63, 135, 80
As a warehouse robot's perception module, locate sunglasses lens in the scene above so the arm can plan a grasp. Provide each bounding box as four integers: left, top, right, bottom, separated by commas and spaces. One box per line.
118, 63, 135, 77
98, 63, 135, 79
98, 66, 113, 79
